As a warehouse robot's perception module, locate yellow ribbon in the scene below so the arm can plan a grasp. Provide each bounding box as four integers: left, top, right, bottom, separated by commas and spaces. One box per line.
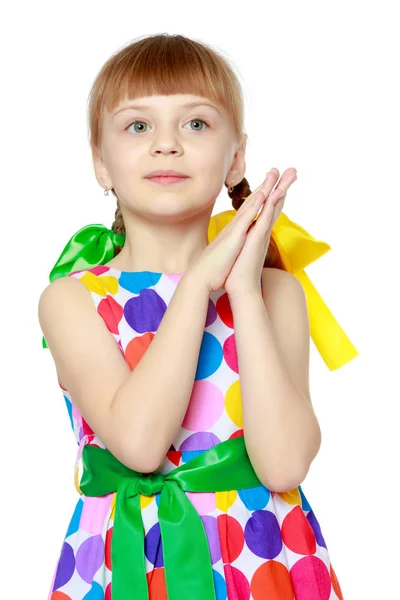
208, 210, 359, 371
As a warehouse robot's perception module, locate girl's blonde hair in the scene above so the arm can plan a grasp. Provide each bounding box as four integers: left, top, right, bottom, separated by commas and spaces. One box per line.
87, 33, 286, 270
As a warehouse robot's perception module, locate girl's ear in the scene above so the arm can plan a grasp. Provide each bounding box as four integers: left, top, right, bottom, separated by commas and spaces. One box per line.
92, 146, 112, 191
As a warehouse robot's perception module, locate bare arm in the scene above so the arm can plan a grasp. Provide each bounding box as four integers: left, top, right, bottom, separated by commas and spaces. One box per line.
110, 270, 211, 471
38, 269, 211, 474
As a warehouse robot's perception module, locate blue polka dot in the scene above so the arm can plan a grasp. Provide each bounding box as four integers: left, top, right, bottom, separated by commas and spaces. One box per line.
181, 449, 208, 462
83, 581, 104, 599
298, 485, 312, 511
65, 498, 83, 537
195, 332, 223, 380
213, 569, 227, 599
64, 395, 74, 430
119, 271, 162, 293
238, 486, 270, 510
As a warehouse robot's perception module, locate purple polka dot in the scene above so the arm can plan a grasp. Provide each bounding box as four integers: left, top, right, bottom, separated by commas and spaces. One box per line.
145, 523, 164, 567
307, 510, 327, 548
179, 432, 221, 452
244, 509, 282, 559
75, 534, 105, 583
205, 298, 218, 327
54, 542, 75, 590
201, 516, 221, 564
124, 289, 166, 333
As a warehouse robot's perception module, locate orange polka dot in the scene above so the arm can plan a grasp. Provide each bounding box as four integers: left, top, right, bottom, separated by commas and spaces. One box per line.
330, 563, 344, 600
51, 593, 72, 600
125, 332, 154, 370
147, 567, 168, 600
251, 560, 294, 600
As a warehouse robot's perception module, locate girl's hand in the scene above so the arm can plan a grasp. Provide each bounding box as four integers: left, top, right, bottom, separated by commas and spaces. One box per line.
224, 168, 297, 298
187, 168, 296, 294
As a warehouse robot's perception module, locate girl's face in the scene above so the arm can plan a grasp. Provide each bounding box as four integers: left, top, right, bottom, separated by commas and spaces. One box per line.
94, 93, 246, 222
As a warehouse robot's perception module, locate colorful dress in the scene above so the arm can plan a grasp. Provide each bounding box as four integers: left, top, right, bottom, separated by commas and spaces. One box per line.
48, 265, 344, 600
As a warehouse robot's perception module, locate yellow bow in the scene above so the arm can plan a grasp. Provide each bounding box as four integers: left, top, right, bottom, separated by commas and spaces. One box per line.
208, 210, 359, 371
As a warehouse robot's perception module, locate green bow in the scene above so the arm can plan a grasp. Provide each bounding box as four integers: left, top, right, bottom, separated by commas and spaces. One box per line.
42, 224, 125, 348
80, 435, 262, 600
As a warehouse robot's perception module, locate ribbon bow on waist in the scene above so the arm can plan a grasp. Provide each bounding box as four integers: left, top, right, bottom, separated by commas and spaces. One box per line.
80, 435, 261, 600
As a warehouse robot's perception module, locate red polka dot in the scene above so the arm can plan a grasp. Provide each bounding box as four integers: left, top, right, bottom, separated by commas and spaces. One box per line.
147, 567, 168, 599
216, 293, 234, 328
51, 593, 71, 600
125, 332, 154, 370
229, 429, 244, 440
224, 565, 250, 600
98, 296, 124, 335
282, 505, 316, 555
105, 527, 113, 570
251, 560, 294, 600
166, 450, 182, 467
82, 418, 94, 437
217, 514, 245, 562
89, 265, 110, 276
291, 556, 331, 600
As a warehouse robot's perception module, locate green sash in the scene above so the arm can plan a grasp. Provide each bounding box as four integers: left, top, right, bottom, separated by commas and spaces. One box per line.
80, 435, 262, 599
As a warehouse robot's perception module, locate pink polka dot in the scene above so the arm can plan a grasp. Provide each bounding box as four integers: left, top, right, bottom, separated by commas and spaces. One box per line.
166, 272, 185, 283
186, 491, 216, 515
72, 402, 82, 427
290, 556, 331, 600
182, 381, 224, 431
224, 564, 250, 599
80, 494, 113, 534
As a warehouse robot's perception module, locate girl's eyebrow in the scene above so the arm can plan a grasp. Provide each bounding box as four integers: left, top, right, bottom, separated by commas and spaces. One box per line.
112, 101, 221, 119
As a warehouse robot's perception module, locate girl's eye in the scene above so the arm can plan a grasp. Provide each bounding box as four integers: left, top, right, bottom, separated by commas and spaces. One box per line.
126, 118, 209, 134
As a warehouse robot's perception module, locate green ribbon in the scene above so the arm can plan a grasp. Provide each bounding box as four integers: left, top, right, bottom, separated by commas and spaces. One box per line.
42, 224, 125, 349
80, 435, 262, 600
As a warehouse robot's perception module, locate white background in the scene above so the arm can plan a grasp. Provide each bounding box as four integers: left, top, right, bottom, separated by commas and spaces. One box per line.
1, 1, 399, 598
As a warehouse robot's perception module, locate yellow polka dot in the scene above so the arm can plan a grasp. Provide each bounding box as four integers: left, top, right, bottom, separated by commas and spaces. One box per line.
225, 380, 243, 428
80, 272, 119, 296
74, 467, 82, 495
110, 494, 116, 520
216, 490, 238, 511
140, 494, 156, 509
278, 487, 301, 505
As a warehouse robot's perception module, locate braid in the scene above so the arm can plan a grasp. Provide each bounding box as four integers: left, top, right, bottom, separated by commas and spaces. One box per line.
110, 180, 286, 269
226, 178, 286, 270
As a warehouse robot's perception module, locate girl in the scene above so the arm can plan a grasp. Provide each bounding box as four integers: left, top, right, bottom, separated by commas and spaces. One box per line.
39, 33, 358, 600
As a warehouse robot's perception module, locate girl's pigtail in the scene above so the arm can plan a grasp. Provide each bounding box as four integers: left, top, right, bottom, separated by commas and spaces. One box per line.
110, 194, 125, 258
226, 177, 286, 271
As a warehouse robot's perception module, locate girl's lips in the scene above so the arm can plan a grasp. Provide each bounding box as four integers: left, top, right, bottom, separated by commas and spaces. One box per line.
147, 176, 189, 185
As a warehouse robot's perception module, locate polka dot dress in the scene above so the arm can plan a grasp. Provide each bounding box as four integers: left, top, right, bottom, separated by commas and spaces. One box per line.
48, 265, 344, 600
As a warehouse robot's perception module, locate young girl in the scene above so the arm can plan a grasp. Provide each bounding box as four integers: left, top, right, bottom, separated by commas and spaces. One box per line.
39, 33, 358, 600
